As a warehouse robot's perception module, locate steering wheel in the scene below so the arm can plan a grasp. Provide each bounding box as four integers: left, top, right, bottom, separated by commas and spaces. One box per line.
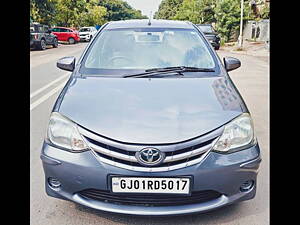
108, 56, 133, 65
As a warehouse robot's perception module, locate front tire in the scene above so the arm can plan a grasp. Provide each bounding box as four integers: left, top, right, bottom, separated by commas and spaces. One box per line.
215, 45, 220, 50
52, 38, 58, 48
37, 39, 47, 50
68, 37, 75, 44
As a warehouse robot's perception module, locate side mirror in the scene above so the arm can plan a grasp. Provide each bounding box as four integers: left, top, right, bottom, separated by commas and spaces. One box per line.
57, 56, 75, 72
223, 57, 241, 72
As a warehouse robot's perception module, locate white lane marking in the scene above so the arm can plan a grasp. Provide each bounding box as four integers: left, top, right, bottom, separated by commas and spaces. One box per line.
30, 73, 70, 99
30, 81, 67, 111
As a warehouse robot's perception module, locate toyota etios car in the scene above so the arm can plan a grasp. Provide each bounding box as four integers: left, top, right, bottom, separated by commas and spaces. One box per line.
41, 20, 261, 215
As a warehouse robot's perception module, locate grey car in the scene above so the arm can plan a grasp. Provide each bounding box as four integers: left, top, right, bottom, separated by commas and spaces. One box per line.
30, 23, 58, 50
41, 19, 261, 216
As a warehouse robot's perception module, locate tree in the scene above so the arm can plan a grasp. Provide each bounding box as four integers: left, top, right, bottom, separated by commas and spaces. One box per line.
173, 0, 217, 24
30, 0, 57, 25
214, 0, 252, 42
154, 0, 183, 19
30, 0, 41, 22
53, 0, 87, 27
78, 0, 107, 26
155, 0, 253, 42
98, 0, 147, 21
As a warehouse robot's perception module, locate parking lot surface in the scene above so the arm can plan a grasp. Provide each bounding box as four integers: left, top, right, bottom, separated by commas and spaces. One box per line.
30, 43, 269, 225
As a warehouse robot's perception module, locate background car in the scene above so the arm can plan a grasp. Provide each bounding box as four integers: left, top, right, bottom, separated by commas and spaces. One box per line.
196, 24, 221, 50
30, 23, 58, 50
78, 26, 97, 42
51, 27, 80, 44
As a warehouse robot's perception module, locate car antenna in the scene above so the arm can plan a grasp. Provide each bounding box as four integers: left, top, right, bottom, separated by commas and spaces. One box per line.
148, 11, 152, 26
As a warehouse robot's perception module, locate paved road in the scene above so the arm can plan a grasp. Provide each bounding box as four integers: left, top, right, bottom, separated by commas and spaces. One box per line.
30, 44, 269, 225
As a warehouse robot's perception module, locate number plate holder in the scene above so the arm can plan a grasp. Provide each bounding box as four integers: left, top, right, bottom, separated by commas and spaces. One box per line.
109, 175, 192, 195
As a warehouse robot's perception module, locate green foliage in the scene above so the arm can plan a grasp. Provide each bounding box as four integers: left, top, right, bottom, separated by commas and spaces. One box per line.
173, 0, 216, 24
155, 0, 255, 43
30, 0, 147, 28
30, 0, 41, 22
154, 0, 183, 20
98, 0, 147, 21
260, 5, 270, 19
31, 0, 57, 25
214, 0, 242, 42
78, 0, 107, 26
53, 0, 87, 27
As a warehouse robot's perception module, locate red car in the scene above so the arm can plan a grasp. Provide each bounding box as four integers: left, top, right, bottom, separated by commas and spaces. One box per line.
51, 27, 80, 44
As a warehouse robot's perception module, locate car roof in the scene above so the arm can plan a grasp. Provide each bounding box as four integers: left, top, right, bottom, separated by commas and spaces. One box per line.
53, 26, 73, 29
105, 19, 194, 29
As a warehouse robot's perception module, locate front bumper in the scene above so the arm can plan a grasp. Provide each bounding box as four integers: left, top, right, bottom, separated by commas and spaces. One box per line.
41, 142, 261, 215
79, 35, 90, 41
30, 40, 40, 48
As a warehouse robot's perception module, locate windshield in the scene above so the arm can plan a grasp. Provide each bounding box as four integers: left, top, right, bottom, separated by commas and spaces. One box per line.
79, 28, 90, 32
198, 25, 214, 33
83, 28, 216, 71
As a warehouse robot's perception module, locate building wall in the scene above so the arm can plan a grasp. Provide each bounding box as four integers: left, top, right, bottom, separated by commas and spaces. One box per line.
243, 19, 269, 43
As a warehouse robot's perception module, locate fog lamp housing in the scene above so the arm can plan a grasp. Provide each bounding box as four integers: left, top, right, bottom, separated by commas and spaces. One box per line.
48, 177, 61, 188
240, 180, 254, 192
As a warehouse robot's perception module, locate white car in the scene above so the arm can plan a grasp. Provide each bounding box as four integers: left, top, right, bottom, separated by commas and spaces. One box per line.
78, 27, 97, 42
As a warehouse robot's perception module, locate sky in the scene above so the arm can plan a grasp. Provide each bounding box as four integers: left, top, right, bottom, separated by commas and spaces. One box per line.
124, 0, 163, 18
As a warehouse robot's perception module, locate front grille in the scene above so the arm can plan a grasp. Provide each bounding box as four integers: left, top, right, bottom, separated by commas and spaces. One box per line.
78, 126, 222, 172
78, 189, 222, 206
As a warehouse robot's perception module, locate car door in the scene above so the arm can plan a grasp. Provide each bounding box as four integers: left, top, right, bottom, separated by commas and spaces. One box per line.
43, 26, 53, 44
61, 28, 70, 41
51, 28, 61, 41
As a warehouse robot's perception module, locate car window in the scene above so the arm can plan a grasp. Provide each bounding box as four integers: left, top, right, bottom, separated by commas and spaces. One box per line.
52, 28, 61, 32
37, 26, 44, 33
80, 28, 90, 32
56, 28, 66, 32
198, 25, 214, 33
83, 28, 216, 70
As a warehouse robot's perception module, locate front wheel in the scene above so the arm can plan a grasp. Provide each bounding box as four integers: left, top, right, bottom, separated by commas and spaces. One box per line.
68, 37, 75, 44
88, 35, 92, 42
38, 39, 47, 50
214, 45, 220, 50
52, 38, 58, 48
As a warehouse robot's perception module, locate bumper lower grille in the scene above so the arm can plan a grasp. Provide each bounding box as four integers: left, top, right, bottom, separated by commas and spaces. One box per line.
78, 189, 222, 206
78, 126, 222, 172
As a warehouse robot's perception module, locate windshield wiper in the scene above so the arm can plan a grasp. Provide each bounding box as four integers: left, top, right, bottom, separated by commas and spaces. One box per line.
123, 66, 215, 78
145, 66, 214, 72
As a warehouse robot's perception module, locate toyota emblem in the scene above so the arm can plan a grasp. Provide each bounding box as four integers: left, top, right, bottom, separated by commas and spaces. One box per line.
136, 147, 165, 166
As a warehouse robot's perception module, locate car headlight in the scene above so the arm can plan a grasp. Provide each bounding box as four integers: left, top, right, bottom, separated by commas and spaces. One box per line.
46, 112, 88, 152
212, 113, 256, 153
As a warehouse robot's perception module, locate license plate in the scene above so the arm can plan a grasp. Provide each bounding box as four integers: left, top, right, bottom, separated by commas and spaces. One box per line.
111, 177, 190, 194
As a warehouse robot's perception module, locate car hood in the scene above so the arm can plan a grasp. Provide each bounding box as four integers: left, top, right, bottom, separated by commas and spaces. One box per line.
58, 76, 245, 144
